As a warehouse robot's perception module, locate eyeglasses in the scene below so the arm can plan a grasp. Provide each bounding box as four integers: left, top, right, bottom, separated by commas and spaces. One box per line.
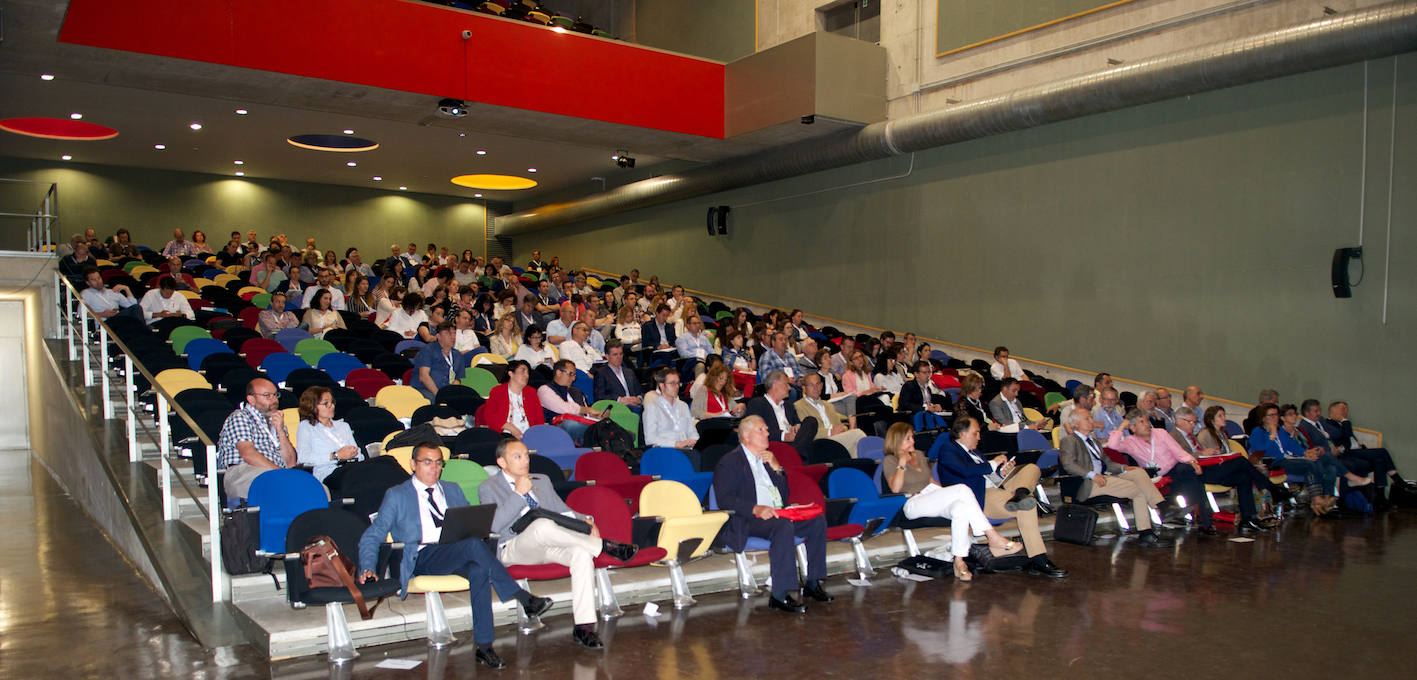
318, 400, 335, 407
252, 392, 277, 399
413, 458, 444, 467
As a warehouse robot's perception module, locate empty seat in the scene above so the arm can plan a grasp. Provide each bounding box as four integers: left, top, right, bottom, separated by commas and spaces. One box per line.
573, 451, 654, 515
247, 469, 329, 552
374, 385, 429, 420
638, 447, 712, 500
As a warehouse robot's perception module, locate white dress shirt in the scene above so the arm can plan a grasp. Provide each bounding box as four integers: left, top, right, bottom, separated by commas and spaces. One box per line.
412, 477, 447, 549
989, 358, 1026, 381
139, 289, 195, 324
644, 396, 695, 447
302, 285, 346, 311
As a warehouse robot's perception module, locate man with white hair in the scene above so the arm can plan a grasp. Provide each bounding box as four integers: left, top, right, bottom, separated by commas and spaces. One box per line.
1060, 408, 1176, 547
557, 322, 603, 373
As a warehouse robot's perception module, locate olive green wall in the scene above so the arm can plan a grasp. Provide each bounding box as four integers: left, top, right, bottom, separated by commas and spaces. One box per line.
936, 0, 1139, 54
634, 0, 756, 62
516, 57, 1417, 464
0, 157, 488, 265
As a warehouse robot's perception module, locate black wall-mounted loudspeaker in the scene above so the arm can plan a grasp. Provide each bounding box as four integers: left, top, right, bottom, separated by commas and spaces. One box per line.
706, 206, 730, 235
1331, 246, 1362, 298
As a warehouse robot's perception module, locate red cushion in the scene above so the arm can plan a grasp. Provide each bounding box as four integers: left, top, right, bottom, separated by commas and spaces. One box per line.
825, 523, 865, 541
506, 563, 571, 580
593, 546, 668, 569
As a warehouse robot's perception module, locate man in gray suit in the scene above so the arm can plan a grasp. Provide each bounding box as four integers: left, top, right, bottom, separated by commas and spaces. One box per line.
477, 439, 638, 650
988, 378, 1048, 431
357, 442, 550, 669
1058, 409, 1172, 548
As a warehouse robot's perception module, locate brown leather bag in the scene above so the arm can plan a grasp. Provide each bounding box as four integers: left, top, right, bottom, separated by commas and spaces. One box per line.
300, 535, 381, 620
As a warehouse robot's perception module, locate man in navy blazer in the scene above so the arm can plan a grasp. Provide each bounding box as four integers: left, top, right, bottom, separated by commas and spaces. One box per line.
591, 340, 643, 413
712, 416, 831, 614
639, 303, 676, 365
743, 371, 818, 460
358, 442, 550, 669
929, 416, 1067, 578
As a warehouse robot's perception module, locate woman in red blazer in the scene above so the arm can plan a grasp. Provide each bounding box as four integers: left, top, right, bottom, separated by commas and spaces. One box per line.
480, 360, 545, 439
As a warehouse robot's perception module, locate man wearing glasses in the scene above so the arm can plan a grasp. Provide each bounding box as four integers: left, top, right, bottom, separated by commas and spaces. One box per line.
1091, 387, 1126, 440
358, 442, 551, 669
216, 378, 298, 499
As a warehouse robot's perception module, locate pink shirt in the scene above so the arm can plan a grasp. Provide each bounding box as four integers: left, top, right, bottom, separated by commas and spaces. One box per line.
536, 385, 582, 417
1106, 428, 1195, 475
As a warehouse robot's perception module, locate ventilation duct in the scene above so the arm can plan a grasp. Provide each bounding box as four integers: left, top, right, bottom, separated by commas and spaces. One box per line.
499, 1, 1417, 236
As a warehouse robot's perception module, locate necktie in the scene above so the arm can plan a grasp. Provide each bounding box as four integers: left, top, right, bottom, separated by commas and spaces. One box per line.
524, 491, 539, 510
425, 487, 444, 528
1084, 438, 1102, 462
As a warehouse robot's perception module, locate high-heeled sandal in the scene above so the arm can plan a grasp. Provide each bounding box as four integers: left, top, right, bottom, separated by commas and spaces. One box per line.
988, 541, 1022, 558
953, 560, 973, 582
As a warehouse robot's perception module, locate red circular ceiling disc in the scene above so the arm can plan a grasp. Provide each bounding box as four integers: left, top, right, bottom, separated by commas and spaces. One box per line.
0, 117, 119, 141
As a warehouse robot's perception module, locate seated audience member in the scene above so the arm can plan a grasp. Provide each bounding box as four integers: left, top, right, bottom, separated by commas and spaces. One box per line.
538, 359, 604, 445
483, 361, 544, 440
1244, 388, 1281, 434
712, 416, 832, 613
870, 350, 904, 398
508, 293, 537, 330
190, 230, 213, 255
675, 315, 715, 377
692, 362, 745, 420
744, 370, 818, 460
294, 386, 363, 484
257, 291, 300, 338
415, 303, 448, 344
784, 309, 810, 344
899, 361, 949, 414
640, 303, 677, 359
109, 228, 141, 260
59, 241, 97, 279
161, 228, 201, 258
954, 373, 1014, 454
139, 276, 195, 325
757, 332, 804, 388
989, 378, 1047, 432
84, 229, 109, 260
524, 250, 549, 274
80, 267, 143, 321
932, 416, 1066, 578
989, 346, 1026, 381
882, 423, 1021, 581
811, 348, 856, 425
1091, 387, 1126, 439
829, 337, 856, 378
344, 248, 373, 277
1057, 385, 1096, 438
216, 378, 297, 498
250, 252, 281, 291
413, 322, 470, 400
644, 368, 699, 456
841, 348, 886, 410
215, 239, 244, 268
1320, 400, 1413, 500
513, 324, 557, 368
558, 322, 602, 373
1152, 387, 1177, 432
489, 312, 522, 359
471, 294, 497, 333
1189, 406, 1294, 530
450, 308, 481, 354
1179, 385, 1205, 431
302, 289, 346, 340
373, 285, 403, 326
1060, 410, 1174, 548
545, 303, 576, 345
345, 273, 375, 315
795, 373, 866, 454
163, 256, 193, 291
613, 304, 642, 348
591, 340, 642, 413
360, 441, 550, 669
1251, 403, 1371, 512
533, 280, 561, 323
1136, 391, 1168, 430
720, 327, 756, 374
479, 439, 638, 649
383, 291, 429, 339
302, 267, 347, 311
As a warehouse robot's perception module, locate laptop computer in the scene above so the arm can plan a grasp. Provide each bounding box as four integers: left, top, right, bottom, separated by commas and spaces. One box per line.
438, 503, 499, 544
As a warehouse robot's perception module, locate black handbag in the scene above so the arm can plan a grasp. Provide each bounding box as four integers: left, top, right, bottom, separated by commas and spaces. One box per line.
894, 555, 951, 579
1052, 504, 1098, 545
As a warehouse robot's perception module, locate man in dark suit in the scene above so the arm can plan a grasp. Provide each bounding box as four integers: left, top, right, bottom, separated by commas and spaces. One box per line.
357, 442, 551, 669
639, 303, 676, 366
1316, 400, 1412, 505
898, 361, 948, 414
712, 416, 831, 613
743, 370, 818, 460
988, 378, 1047, 431
591, 339, 642, 413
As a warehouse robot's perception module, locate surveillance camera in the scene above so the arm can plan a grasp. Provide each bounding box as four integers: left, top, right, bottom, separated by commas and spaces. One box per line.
437, 98, 468, 118
462, 29, 473, 40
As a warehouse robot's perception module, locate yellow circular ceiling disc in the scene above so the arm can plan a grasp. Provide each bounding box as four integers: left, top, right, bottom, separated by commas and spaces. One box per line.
450, 174, 538, 190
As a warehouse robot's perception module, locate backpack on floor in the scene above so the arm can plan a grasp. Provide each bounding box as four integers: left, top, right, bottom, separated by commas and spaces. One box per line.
1052, 503, 1098, 546
585, 417, 637, 463
964, 543, 1031, 574
219, 507, 269, 575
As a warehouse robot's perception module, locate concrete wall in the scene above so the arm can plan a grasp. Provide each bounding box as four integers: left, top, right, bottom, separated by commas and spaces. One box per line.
635, 0, 756, 62
514, 57, 1417, 463
0, 157, 489, 265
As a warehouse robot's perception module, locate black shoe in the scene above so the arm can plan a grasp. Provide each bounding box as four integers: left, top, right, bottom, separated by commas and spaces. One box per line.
802, 583, 834, 603
1005, 487, 1038, 513
603, 540, 639, 563
521, 595, 553, 619
1136, 530, 1174, 548
1024, 558, 1068, 579
1198, 525, 1220, 537
572, 626, 604, 649
768, 594, 808, 613
1269, 486, 1295, 505
1238, 518, 1271, 533
475, 647, 507, 669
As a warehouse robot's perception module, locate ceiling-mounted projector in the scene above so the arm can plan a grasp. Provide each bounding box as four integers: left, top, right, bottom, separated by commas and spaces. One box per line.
436, 98, 468, 118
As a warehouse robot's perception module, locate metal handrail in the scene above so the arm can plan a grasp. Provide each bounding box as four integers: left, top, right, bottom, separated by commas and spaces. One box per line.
55, 268, 227, 602
0, 178, 58, 252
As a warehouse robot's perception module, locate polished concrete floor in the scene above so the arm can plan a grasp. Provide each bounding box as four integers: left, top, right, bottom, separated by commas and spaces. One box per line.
4, 445, 1415, 679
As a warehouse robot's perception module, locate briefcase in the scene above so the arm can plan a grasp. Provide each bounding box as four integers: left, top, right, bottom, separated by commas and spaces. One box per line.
1052, 504, 1097, 546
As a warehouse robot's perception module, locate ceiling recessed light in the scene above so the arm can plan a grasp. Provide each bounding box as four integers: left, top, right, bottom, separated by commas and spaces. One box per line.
61, 155, 72, 161
40, 74, 55, 81
234, 160, 244, 165
236, 109, 248, 115
475, 193, 483, 197
373, 176, 382, 181
347, 161, 357, 167
476, 150, 486, 155
70, 113, 82, 120
154, 144, 165, 149
399, 186, 408, 191
190, 123, 202, 130
235, 171, 244, 176
528, 168, 537, 172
